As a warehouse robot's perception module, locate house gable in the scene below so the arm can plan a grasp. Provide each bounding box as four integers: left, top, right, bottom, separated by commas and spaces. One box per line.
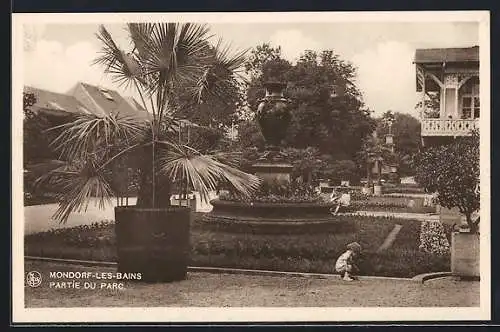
24, 86, 90, 116
414, 46, 479, 64
69, 82, 149, 120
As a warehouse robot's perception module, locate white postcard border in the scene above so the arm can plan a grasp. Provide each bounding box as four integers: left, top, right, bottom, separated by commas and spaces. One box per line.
12, 10, 491, 323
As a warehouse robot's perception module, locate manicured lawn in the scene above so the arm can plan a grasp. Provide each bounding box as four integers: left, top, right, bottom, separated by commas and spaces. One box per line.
25, 213, 452, 278
24, 260, 479, 307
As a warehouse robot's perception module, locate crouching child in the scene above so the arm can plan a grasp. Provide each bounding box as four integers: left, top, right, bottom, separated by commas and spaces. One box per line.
335, 242, 362, 281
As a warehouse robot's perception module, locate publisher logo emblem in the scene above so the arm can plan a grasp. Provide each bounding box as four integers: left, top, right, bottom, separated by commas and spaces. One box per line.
26, 271, 42, 288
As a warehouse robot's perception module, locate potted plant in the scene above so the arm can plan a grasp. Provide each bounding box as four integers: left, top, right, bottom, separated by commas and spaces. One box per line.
413, 130, 480, 278
34, 23, 261, 282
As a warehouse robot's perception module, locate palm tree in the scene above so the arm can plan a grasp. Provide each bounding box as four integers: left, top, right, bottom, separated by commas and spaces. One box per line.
358, 132, 393, 187
35, 23, 261, 223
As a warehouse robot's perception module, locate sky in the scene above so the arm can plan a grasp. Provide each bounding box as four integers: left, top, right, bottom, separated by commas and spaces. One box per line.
22, 21, 479, 117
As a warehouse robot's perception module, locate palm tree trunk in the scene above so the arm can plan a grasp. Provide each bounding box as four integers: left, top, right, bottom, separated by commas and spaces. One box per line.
377, 160, 382, 185
366, 161, 372, 186
136, 147, 172, 208
465, 213, 479, 233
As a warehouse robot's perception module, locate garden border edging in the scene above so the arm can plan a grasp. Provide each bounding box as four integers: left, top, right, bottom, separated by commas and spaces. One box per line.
25, 256, 420, 283
411, 272, 453, 283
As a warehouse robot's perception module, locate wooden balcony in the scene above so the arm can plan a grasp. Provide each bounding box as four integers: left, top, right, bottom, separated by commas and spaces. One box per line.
421, 118, 479, 136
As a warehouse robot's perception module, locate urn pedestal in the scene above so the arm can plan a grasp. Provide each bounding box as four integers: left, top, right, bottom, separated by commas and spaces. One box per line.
252, 162, 294, 185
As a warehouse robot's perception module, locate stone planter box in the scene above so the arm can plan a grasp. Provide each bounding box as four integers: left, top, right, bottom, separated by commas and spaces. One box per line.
115, 206, 191, 282
451, 231, 480, 278
170, 194, 196, 212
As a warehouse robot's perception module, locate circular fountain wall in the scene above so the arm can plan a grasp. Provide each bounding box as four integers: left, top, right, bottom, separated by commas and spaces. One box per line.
202, 199, 345, 234
202, 81, 348, 234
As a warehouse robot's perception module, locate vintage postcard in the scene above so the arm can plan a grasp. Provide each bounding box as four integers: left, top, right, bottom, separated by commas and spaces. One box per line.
12, 11, 490, 323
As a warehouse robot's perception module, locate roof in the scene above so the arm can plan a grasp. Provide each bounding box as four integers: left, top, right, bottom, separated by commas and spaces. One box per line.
124, 96, 147, 113
23, 86, 89, 115
70, 82, 150, 119
414, 46, 479, 64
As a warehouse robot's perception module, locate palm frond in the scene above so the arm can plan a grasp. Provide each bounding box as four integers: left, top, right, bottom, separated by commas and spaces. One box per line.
48, 112, 149, 162
156, 142, 261, 203
189, 39, 248, 103
213, 38, 249, 74
34, 160, 114, 223
133, 23, 210, 98
127, 23, 155, 60
93, 25, 144, 89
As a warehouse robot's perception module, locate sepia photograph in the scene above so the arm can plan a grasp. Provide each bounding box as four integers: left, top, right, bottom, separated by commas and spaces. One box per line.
12, 11, 490, 323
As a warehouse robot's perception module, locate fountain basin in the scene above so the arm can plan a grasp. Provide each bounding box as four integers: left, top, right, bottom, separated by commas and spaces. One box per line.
201, 199, 352, 234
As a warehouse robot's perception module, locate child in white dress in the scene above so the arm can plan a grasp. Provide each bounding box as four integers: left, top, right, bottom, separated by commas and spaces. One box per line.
335, 242, 362, 281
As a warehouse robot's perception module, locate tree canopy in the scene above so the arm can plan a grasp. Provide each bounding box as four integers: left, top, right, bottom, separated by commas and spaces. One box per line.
413, 130, 480, 232
242, 43, 376, 160
376, 111, 422, 176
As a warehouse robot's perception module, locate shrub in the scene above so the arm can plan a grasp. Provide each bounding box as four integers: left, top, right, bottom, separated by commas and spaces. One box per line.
347, 196, 435, 213
418, 220, 450, 256
382, 187, 425, 194
413, 130, 480, 232
219, 178, 324, 203
349, 190, 370, 201
323, 159, 358, 185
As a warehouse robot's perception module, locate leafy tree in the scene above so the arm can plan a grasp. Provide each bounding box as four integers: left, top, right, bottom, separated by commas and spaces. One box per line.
376, 111, 422, 176
324, 159, 358, 185
23, 92, 57, 165
235, 119, 265, 150
244, 43, 285, 82
23, 92, 82, 200
415, 92, 440, 118
283, 147, 324, 184
413, 130, 480, 232
244, 45, 375, 159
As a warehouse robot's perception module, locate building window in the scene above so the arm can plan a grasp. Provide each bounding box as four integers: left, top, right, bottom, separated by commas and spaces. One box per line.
99, 88, 114, 101
461, 80, 479, 119
48, 101, 65, 111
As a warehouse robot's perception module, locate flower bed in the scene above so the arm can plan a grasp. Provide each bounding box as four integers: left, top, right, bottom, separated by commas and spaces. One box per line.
25, 214, 452, 278
347, 196, 436, 214
383, 187, 426, 194
218, 179, 325, 204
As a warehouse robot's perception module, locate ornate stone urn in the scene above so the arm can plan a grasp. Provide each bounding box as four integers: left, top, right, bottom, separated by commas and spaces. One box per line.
256, 81, 291, 149
203, 81, 346, 234
253, 81, 293, 184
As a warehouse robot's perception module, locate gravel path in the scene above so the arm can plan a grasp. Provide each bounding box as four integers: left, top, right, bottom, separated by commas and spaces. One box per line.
24, 261, 479, 308
23, 198, 136, 235
24, 193, 217, 235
